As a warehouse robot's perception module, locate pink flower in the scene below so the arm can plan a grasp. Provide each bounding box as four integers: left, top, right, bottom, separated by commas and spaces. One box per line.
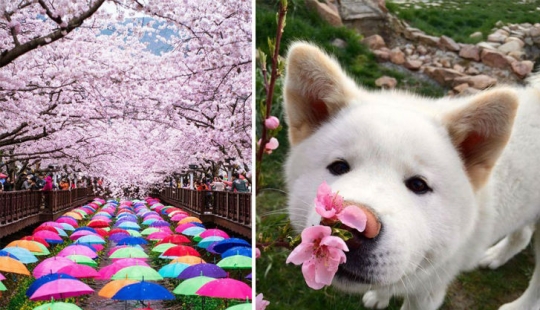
257, 137, 280, 154
264, 116, 280, 129
256, 247, 261, 259
286, 225, 348, 289
256, 293, 270, 310
315, 182, 367, 233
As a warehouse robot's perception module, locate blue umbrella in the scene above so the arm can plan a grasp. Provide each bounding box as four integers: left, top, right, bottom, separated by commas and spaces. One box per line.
192, 222, 205, 228
246, 273, 252, 280
198, 236, 225, 249
182, 227, 206, 236
117, 222, 140, 230
53, 228, 68, 237
213, 238, 251, 254
59, 223, 75, 231
221, 246, 252, 258
0, 250, 20, 260
75, 235, 105, 244
116, 237, 148, 246
26, 273, 77, 297
2, 247, 38, 263
112, 281, 174, 300
158, 263, 190, 278
178, 263, 227, 279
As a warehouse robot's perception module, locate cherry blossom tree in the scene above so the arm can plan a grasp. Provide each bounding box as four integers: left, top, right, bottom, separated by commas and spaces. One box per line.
0, 0, 252, 194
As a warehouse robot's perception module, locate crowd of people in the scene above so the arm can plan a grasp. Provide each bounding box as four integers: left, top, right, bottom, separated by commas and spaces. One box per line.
181, 172, 251, 193
0, 173, 78, 192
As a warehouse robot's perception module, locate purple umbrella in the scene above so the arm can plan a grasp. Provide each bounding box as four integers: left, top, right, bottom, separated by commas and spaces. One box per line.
178, 263, 228, 279
150, 221, 170, 227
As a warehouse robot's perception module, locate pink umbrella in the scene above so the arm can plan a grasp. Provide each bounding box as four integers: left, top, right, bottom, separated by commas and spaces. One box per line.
57, 245, 98, 259
196, 278, 252, 300
33, 230, 62, 241
199, 229, 230, 239
57, 264, 99, 278
33, 257, 75, 278
171, 214, 189, 221
96, 259, 150, 280
175, 223, 197, 233
147, 231, 172, 241
0, 273, 5, 280
56, 217, 79, 227
40, 221, 64, 229
69, 230, 98, 241
29, 278, 94, 300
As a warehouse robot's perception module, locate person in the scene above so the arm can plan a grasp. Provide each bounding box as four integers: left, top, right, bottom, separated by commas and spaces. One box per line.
59, 179, 69, 190
36, 175, 46, 189
211, 176, 226, 191
22, 175, 32, 190
29, 178, 39, 191
196, 180, 208, 191
42, 175, 53, 191
3, 177, 14, 191
231, 172, 249, 192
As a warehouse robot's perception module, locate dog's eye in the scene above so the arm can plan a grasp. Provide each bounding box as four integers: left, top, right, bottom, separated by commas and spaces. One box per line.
405, 176, 432, 194
327, 160, 350, 176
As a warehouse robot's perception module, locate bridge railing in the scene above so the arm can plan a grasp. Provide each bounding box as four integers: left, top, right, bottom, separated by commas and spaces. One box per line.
0, 191, 42, 226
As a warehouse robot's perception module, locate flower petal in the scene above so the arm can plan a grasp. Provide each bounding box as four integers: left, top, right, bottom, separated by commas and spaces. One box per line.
320, 235, 349, 252
286, 243, 313, 265
315, 204, 336, 219
300, 225, 331, 243
302, 260, 326, 290
314, 258, 338, 287
338, 206, 367, 233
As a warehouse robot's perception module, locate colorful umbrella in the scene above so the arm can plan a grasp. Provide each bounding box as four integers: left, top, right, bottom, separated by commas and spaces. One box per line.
157, 263, 190, 278
0, 281, 6, 291
0, 256, 30, 275
116, 236, 148, 246
222, 247, 252, 258
196, 278, 251, 300
161, 245, 200, 258
217, 255, 252, 270
58, 245, 98, 259
66, 255, 98, 267
32, 301, 83, 310
181, 227, 206, 236
213, 238, 251, 254
178, 217, 203, 224
140, 228, 161, 236
74, 235, 105, 244
33, 231, 63, 244
111, 266, 163, 281
197, 236, 225, 249
178, 263, 228, 279
69, 230, 97, 241
57, 264, 99, 278
159, 234, 190, 244
173, 276, 214, 295
21, 236, 49, 247
146, 231, 171, 241
151, 243, 177, 253
33, 257, 75, 278
26, 273, 76, 297
98, 279, 139, 298
226, 303, 252, 310
1, 247, 38, 264
170, 256, 206, 265
199, 229, 230, 239
29, 278, 94, 300
96, 259, 150, 280
6, 240, 44, 253
109, 247, 148, 259
112, 281, 174, 300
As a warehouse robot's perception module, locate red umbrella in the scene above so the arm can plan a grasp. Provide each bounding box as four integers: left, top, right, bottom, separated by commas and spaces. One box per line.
162, 245, 200, 257
0, 173, 7, 178
158, 235, 190, 245
21, 236, 49, 247
94, 228, 108, 237
109, 228, 129, 236
33, 226, 58, 234
88, 220, 109, 228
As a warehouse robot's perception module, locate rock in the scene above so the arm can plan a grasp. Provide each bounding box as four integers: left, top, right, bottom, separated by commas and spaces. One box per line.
465, 66, 480, 75
424, 67, 465, 86
488, 32, 507, 43
453, 74, 497, 89
470, 31, 483, 39
505, 55, 517, 64
511, 60, 534, 79
362, 34, 385, 50
404, 58, 422, 70
390, 47, 405, 65
453, 83, 469, 93
416, 45, 428, 55
481, 49, 509, 68
439, 35, 460, 52
460, 87, 481, 96
497, 41, 522, 54
453, 64, 465, 73
508, 50, 525, 60
306, 0, 343, 27
373, 49, 390, 61
530, 26, 540, 37
525, 37, 534, 46
375, 76, 397, 88
331, 38, 347, 49
495, 20, 504, 27
441, 58, 452, 68
459, 45, 480, 61
413, 33, 440, 46
477, 42, 499, 50
504, 37, 525, 47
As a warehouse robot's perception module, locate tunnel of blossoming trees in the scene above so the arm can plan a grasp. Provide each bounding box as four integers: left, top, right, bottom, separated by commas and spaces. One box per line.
0, 0, 252, 308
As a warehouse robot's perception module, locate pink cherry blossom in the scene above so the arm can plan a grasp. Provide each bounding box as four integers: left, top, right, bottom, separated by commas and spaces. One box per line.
264, 116, 280, 130
315, 182, 367, 233
257, 137, 280, 154
256, 247, 261, 259
286, 225, 348, 289
256, 293, 270, 310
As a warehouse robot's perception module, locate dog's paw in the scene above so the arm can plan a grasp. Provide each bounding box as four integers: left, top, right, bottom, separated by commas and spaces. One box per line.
363, 290, 390, 309
478, 238, 512, 269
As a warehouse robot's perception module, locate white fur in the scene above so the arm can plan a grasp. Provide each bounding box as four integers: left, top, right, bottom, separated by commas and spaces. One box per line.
284, 42, 540, 309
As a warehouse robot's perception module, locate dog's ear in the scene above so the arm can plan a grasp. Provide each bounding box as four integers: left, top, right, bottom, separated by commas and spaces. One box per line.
284, 42, 359, 146
443, 88, 518, 190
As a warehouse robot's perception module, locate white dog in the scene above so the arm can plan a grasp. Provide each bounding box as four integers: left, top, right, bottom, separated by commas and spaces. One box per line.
284, 42, 540, 310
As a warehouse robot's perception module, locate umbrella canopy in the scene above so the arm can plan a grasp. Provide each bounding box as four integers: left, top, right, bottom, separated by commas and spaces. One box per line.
74, 235, 105, 244
173, 276, 214, 295
96, 259, 150, 280
222, 247, 252, 258
217, 255, 252, 270
58, 245, 98, 259
33, 257, 75, 278
117, 222, 140, 230
116, 236, 148, 246
21, 236, 49, 247
151, 243, 177, 253
87, 220, 110, 228
0, 273, 5, 280
181, 227, 206, 236
178, 217, 203, 224
170, 256, 206, 265
178, 263, 228, 279
213, 238, 251, 254
161, 245, 200, 258
32, 301, 83, 310
57, 264, 99, 278
157, 263, 190, 278
146, 231, 171, 241
6, 240, 44, 253
29, 278, 94, 300
196, 278, 251, 300
112, 281, 174, 300
66, 255, 98, 267
140, 228, 161, 236
1, 247, 38, 264
33, 231, 63, 244
159, 234, 190, 245
199, 229, 230, 239
26, 273, 76, 297
198, 236, 225, 249
69, 230, 97, 241
111, 266, 163, 281
0, 256, 30, 275
109, 247, 148, 259
0, 281, 5, 291
98, 279, 139, 298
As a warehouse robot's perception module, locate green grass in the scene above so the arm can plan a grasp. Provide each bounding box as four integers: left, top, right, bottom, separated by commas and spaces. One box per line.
256, 0, 535, 309
386, 0, 540, 43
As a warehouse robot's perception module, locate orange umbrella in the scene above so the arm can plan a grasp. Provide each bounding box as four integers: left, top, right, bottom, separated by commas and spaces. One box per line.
170, 255, 206, 265
98, 279, 139, 298
0, 257, 31, 275
178, 217, 202, 225
64, 212, 83, 220
6, 240, 44, 253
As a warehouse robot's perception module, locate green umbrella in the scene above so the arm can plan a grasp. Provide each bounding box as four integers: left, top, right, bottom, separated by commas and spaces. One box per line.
226, 303, 252, 310
111, 266, 163, 281
173, 276, 214, 295
141, 228, 161, 236
126, 229, 142, 237
73, 210, 87, 218
66, 255, 97, 267
151, 243, 177, 253
33, 301, 83, 310
109, 247, 148, 259
33, 243, 50, 256
193, 235, 203, 242
0, 281, 6, 291
217, 255, 252, 270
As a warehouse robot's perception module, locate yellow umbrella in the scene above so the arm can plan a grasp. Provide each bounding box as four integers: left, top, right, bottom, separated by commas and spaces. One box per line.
6, 240, 44, 253
170, 255, 206, 265
64, 212, 83, 220
98, 279, 139, 298
0, 257, 31, 275
178, 217, 202, 224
